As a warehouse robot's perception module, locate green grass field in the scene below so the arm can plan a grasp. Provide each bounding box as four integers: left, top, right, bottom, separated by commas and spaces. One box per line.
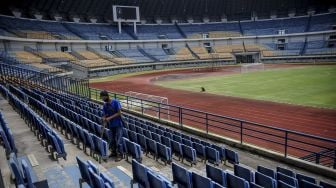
156, 66, 336, 109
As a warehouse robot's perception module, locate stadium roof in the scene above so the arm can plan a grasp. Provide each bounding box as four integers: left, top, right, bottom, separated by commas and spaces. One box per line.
0, 0, 335, 23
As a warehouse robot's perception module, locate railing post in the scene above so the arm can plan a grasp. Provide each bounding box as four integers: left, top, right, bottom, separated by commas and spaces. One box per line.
206, 113, 209, 135
240, 121, 243, 144
285, 131, 288, 157
179, 107, 182, 127
315, 153, 320, 165
141, 99, 144, 115
126, 96, 129, 110
158, 103, 161, 119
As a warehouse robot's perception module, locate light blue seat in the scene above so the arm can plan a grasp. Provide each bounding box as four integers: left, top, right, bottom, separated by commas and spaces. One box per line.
76, 156, 91, 187
100, 172, 115, 188
21, 160, 35, 188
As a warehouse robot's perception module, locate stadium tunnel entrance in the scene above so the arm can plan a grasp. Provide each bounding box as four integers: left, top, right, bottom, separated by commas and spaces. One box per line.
235, 52, 260, 64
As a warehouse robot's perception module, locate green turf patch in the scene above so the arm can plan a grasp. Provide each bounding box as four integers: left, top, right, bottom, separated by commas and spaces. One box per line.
156, 66, 336, 109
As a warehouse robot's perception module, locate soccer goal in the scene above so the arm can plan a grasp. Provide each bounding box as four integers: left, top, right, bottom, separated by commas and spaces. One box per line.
124, 91, 170, 120
240, 63, 265, 73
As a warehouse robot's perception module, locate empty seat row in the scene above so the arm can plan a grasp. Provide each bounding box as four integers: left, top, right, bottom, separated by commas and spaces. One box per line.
3, 87, 67, 161
0, 112, 17, 157
124, 115, 239, 166
26, 89, 110, 163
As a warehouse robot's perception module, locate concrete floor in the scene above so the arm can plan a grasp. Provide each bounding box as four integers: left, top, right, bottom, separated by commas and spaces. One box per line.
0, 96, 335, 188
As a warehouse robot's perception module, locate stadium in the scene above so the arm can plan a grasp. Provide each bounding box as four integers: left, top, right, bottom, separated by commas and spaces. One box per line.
0, 0, 335, 187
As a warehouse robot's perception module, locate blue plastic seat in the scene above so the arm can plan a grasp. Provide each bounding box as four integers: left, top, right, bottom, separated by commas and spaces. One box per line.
182, 138, 193, 147
76, 156, 91, 187
145, 138, 157, 159
137, 133, 147, 151
147, 171, 172, 188
88, 168, 105, 188
296, 173, 316, 188
156, 142, 172, 165
192, 172, 214, 188
257, 165, 276, 179
181, 145, 197, 166
125, 138, 142, 162
193, 142, 206, 161
171, 140, 183, 160
21, 160, 34, 188
161, 136, 172, 148
278, 180, 297, 188
277, 167, 295, 177
255, 171, 277, 188
227, 173, 250, 188
173, 135, 182, 143
206, 146, 220, 165
225, 148, 239, 164
172, 162, 192, 188
320, 181, 336, 188
234, 164, 254, 183
277, 172, 298, 188
206, 164, 227, 187
131, 159, 150, 188
100, 172, 115, 188
129, 130, 138, 143
211, 144, 226, 162
9, 157, 24, 186
301, 180, 322, 188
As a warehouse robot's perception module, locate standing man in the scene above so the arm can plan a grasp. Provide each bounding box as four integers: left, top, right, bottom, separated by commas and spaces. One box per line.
100, 90, 123, 161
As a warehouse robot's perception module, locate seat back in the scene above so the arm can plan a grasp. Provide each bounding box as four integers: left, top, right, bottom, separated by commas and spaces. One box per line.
21, 160, 34, 188
182, 145, 196, 163
319, 181, 336, 188
255, 172, 276, 188
257, 165, 276, 179
277, 167, 295, 177
193, 142, 205, 159
277, 172, 298, 188
132, 159, 149, 188
206, 164, 227, 187
226, 149, 239, 164
161, 136, 171, 148
227, 173, 249, 188
301, 180, 322, 188
206, 146, 220, 165
234, 164, 254, 183
100, 172, 115, 188
296, 173, 316, 188
192, 172, 214, 188
147, 171, 167, 188
278, 180, 296, 188
9, 158, 24, 185
172, 162, 192, 188
76, 156, 90, 184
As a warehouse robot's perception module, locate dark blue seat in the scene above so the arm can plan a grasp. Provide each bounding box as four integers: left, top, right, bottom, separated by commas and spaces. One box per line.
0, 129, 13, 156
182, 138, 192, 147
123, 128, 129, 139
234, 164, 254, 183
227, 173, 250, 188
129, 130, 138, 143
192, 172, 214, 188
257, 165, 276, 179
181, 145, 197, 166
21, 160, 34, 188
171, 140, 183, 160
145, 138, 157, 159
255, 171, 277, 188
92, 134, 109, 163
161, 136, 172, 148
277, 167, 295, 177
206, 164, 227, 187
301, 180, 322, 188
296, 173, 316, 188
320, 181, 336, 188
152, 133, 162, 143
277, 172, 298, 188
137, 133, 147, 151
76, 156, 91, 187
100, 172, 115, 188
250, 182, 264, 188
147, 171, 172, 188
88, 168, 105, 188
211, 144, 226, 162
143, 129, 152, 139
278, 180, 296, 188
193, 142, 206, 161
131, 159, 150, 188
9, 157, 24, 186
124, 138, 142, 162
173, 135, 182, 143
225, 148, 239, 164
156, 142, 172, 165
206, 146, 220, 165
172, 162, 192, 188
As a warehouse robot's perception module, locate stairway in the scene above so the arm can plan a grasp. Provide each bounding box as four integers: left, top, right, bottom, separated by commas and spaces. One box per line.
137, 46, 159, 62
186, 44, 200, 59
175, 22, 187, 38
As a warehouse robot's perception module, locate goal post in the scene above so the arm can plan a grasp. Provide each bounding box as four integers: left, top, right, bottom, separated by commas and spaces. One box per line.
240, 63, 265, 73
124, 91, 170, 120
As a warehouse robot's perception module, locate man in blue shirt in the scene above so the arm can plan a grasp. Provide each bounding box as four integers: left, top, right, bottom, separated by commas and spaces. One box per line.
100, 90, 123, 161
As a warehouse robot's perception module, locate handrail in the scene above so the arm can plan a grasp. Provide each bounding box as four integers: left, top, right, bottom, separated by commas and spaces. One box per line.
90, 87, 336, 168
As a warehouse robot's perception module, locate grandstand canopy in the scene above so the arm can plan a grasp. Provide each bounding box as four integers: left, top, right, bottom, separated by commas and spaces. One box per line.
0, 0, 335, 23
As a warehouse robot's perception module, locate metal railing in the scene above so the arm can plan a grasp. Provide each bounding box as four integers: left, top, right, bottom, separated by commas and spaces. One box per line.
90, 87, 336, 168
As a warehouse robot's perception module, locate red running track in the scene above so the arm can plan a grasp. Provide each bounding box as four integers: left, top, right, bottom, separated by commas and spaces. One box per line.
91, 65, 336, 141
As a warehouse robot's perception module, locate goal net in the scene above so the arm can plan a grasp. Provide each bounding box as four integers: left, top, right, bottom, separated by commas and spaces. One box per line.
124, 91, 170, 120
240, 63, 265, 73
